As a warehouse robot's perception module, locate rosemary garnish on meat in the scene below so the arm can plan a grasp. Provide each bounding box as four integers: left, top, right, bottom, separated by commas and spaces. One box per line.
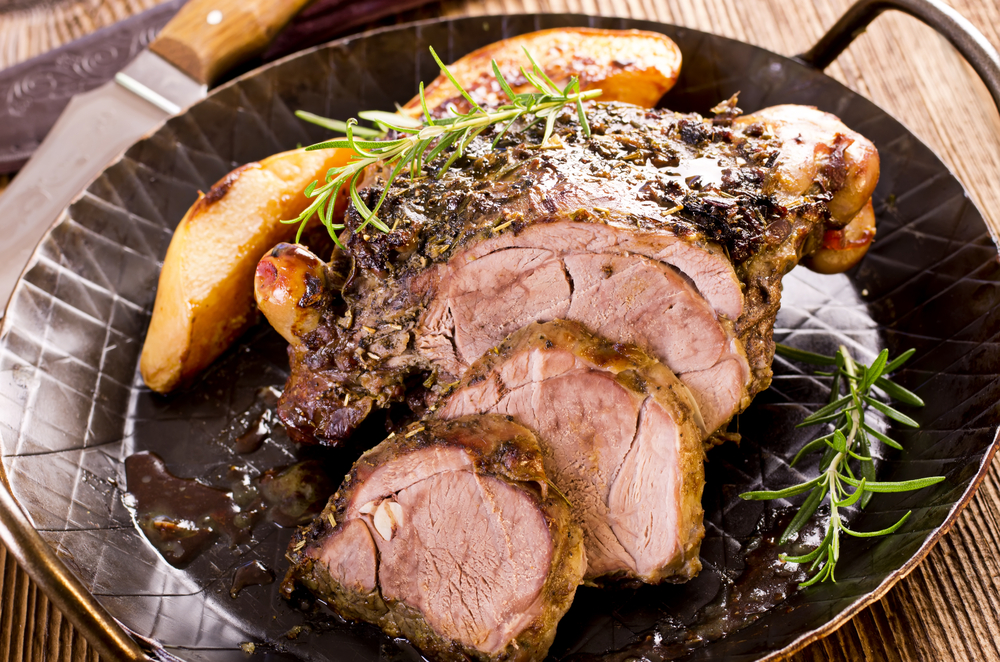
285, 46, 602, 247
740, 344, 944, 586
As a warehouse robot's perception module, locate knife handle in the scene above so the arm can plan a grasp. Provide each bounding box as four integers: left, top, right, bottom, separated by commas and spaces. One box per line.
150, 0, 313, 85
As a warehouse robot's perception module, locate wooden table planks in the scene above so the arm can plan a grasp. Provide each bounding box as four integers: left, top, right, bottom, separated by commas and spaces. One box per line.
0, 0, 998, 660
0, 0, 162, 69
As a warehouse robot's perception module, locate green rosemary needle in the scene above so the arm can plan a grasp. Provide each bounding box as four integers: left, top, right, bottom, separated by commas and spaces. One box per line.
740, 343, 945, 587
284, 46, 602, 247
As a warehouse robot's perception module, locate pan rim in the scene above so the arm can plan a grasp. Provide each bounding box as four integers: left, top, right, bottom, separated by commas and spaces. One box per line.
0, 12, 996, 662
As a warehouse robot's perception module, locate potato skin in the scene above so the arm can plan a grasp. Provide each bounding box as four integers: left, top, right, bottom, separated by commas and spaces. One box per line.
401, 27, 682, 117
803, 199, 876, 274
140, 148, 353, 393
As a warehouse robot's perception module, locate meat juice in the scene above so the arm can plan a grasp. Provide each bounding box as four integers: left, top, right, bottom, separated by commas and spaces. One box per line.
124, 387, 338, 572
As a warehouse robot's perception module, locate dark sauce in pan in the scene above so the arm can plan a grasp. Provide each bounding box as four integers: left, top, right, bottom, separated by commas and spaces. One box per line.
125, 454, 335, 568
258, 461, 336, 528
226, 386, 281, 454
123, 452, 248, 567
565, 510, 817, 661
123, 388, 339, 569
123, 362, 820, 658
231, 560, 276, 598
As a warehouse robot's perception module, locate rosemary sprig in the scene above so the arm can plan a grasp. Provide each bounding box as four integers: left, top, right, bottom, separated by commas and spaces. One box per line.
284, 46, 602, 247
741, 343, 945, 586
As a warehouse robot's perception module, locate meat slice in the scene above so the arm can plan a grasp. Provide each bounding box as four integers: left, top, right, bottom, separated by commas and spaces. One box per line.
438, 320, 706, 584
281, 415, 585, 661
416, 221, 749, 434
459, 221, 744, 319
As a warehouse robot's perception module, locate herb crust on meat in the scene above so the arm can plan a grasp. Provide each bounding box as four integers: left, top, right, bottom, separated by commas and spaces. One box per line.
267, 100, 869, 446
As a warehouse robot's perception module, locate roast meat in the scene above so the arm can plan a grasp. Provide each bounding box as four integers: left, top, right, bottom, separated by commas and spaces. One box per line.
417, 221, 748, 434
438, 320, 706, 584
258, 100, 877, 446
281, 415, 585, 661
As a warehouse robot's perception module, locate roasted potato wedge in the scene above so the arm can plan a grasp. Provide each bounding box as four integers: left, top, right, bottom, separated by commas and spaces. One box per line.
400, 27, 681, 117
803, 199, 876, 274
140, 147, 353, 393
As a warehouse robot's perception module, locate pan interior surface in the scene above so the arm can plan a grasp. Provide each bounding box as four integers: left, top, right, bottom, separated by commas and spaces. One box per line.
0, 14, 997, 662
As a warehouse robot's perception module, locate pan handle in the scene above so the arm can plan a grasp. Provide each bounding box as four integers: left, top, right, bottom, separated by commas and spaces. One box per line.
798, 0, 1000, 117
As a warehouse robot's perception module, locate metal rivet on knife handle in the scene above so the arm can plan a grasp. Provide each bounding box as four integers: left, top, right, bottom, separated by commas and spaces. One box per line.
149, 0, 314, 86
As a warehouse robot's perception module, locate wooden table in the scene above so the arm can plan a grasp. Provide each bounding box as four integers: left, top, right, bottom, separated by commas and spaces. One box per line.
0, 0, 998, 659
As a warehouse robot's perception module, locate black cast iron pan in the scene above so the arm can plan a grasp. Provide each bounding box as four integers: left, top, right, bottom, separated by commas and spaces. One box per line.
0, 0, 999, 660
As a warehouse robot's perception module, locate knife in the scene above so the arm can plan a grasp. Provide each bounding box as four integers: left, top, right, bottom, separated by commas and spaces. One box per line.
0, 0, 437, 175
0, 0, 315, 315
0, 0, 187, 175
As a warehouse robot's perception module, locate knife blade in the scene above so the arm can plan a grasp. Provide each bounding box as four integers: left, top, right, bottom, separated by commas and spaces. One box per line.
0, 0, 316, 315
0, 0, 437, 174
0, 0, 187, 175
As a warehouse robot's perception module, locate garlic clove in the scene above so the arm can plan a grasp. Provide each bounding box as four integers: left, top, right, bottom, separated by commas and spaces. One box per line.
387, 501, 403, 528
373, 500, 394, 541
371, 498, 404, 542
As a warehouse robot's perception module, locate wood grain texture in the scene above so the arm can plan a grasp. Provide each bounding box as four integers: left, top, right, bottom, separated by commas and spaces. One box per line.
0, 0, 167, 69
0, 0, 998, 660
150, 0, 312, 84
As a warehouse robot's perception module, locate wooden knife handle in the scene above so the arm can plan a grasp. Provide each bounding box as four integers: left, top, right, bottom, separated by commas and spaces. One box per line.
150, 0, 313, 85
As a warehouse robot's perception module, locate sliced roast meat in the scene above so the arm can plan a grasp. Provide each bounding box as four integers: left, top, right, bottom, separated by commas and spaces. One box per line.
441, 212, 743, 320
438, 320, 706, 584
258, 100, 878, 446
282, 415, 585, 661
416, 222, 750, 433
